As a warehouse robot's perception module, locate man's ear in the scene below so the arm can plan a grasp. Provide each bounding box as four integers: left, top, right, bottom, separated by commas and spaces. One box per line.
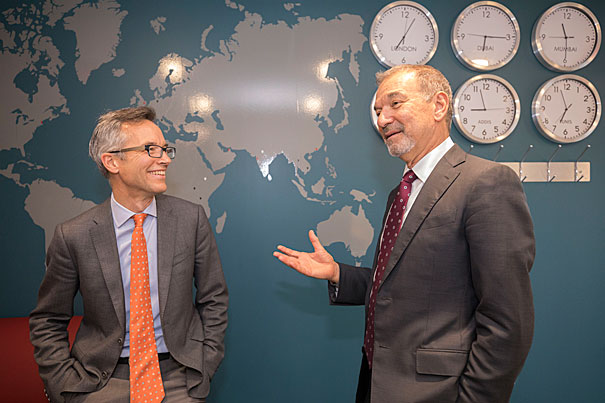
433, 91, 449, 122
101, 153, 120, 175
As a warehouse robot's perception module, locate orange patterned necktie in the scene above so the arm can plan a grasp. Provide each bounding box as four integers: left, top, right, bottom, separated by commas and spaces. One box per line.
129, 213, 165, 402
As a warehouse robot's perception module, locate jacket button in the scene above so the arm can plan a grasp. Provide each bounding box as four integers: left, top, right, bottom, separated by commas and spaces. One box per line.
102, 371, 108, 379
118, 338, 123, 345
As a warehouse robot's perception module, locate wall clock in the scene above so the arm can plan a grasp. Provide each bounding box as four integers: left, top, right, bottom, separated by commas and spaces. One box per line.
369, 1, 439, 67
453, 74, 521, 144
532, 74, 601, 143
531, 2, 601, 72
451, 1, 521, 71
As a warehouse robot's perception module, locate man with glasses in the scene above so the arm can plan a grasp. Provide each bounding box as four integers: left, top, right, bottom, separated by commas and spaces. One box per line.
30, 106, 228, 402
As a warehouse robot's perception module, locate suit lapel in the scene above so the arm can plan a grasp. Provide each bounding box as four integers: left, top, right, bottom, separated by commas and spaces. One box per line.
90, 199, 125, 329
156, 195, 177, 318
380, 145, 466, 287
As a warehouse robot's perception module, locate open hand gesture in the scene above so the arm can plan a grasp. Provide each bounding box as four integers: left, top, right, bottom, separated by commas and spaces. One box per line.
274, 230, 340, 284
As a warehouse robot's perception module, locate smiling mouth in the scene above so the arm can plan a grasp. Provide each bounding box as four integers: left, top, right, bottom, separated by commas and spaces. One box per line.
149, 170, 166, 177
384, 131, 402, 140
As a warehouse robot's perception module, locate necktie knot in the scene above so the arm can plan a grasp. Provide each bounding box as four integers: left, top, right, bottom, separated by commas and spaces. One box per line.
402, 170, 417, 185
133, 213, 147, 228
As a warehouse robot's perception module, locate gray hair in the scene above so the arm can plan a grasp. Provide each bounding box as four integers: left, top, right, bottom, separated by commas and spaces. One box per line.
89, 106, 156, 177
376, 64, 453, 129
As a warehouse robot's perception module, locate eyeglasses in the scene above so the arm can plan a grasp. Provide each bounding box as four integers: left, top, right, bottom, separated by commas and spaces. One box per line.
108, 144, 176, 159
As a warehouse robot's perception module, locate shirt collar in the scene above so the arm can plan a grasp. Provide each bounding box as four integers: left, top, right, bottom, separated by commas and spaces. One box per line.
110, 193, 157, 228
404, 137, 455, 183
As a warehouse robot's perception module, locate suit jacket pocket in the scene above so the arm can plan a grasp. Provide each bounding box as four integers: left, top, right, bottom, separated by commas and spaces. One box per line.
422, 209, 456, 229
188, 314, 206, 342
416, 348, 469, 376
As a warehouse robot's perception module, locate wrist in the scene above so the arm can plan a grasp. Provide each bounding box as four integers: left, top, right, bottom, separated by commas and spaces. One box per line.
329, 262, 340, 284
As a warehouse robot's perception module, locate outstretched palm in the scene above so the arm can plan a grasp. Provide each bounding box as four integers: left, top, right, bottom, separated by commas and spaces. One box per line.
274, 230, 339, 283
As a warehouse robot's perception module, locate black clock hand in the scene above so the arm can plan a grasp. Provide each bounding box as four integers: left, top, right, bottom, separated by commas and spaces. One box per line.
562, 24, 568, 61
396, 18, 416, 50
480, 90, 487, 111
470, 107, 508, 111
395, 18, 409, 49
482, 35, 487, 51
562, 23, 568, 38
559, 92, 573, 123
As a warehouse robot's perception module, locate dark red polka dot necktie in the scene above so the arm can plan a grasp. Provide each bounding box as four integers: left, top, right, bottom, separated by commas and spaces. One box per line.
364, 170, 417, 368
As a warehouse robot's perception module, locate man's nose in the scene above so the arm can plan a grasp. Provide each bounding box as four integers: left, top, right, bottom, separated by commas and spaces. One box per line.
159, 149, 172, 165
377, 111, 393, 131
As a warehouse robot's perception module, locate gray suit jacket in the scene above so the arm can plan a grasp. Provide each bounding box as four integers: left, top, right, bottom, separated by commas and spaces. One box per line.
331, 145, 535, 403
30, 194, 228, 402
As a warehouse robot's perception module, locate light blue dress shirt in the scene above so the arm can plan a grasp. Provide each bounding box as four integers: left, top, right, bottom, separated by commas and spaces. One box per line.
110, 194, 168, 357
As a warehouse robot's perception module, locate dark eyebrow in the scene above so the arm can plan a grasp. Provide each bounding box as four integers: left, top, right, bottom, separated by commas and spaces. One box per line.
144, 142, 169, 147
387, 91, 406, 99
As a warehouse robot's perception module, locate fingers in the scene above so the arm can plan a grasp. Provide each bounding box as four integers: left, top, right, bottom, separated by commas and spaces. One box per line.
273, 250, 304, 273
308, 230, 325, 252
275, 244, 300, 257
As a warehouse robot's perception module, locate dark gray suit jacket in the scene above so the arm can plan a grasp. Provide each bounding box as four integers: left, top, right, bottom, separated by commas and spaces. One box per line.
331, 145, 535, 403
30, 194, 228, 402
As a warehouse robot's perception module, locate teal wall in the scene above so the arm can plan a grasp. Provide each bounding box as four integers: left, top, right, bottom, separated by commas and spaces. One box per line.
1, 1, 603, 402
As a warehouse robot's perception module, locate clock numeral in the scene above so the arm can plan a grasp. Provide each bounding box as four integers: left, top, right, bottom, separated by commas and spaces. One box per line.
482, 129, 487, 136
564, 83, 571, 91
553, 86, 559, 93
463, 94, 471, 101
584, 95, 589, 102
482, 82, 490, 90
544, 94, 552, 101
586, 36, 592, 43
379, 33, 383, 39
563, 12, 571, 20
583, 119, 589, 125
575, 126, 580, 133
506, 34, 511, 40
483, 10, 491, 18
505, 107, 511, 114
460, 33, 466, 40
545, 118, 549, 125
563, 129, 568, 136
471, 125, 476, 132
493, 126, 499, 133
425, 35, 429, 42
460, 105, 465, 112
586, 107, 592, 113
463, 118, 468, 124
502, 119, 507, 125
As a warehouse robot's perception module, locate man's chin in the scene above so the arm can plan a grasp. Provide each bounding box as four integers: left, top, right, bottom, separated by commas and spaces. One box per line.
149, 183, 168, 195
386, 140, 414, 157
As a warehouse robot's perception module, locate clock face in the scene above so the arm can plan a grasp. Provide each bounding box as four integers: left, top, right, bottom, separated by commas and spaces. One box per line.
453, 74, 520, 144
451, 1, 520, 71
532, 74, 601, 143
369, 1, 439, 67
532, 2, 601, 72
